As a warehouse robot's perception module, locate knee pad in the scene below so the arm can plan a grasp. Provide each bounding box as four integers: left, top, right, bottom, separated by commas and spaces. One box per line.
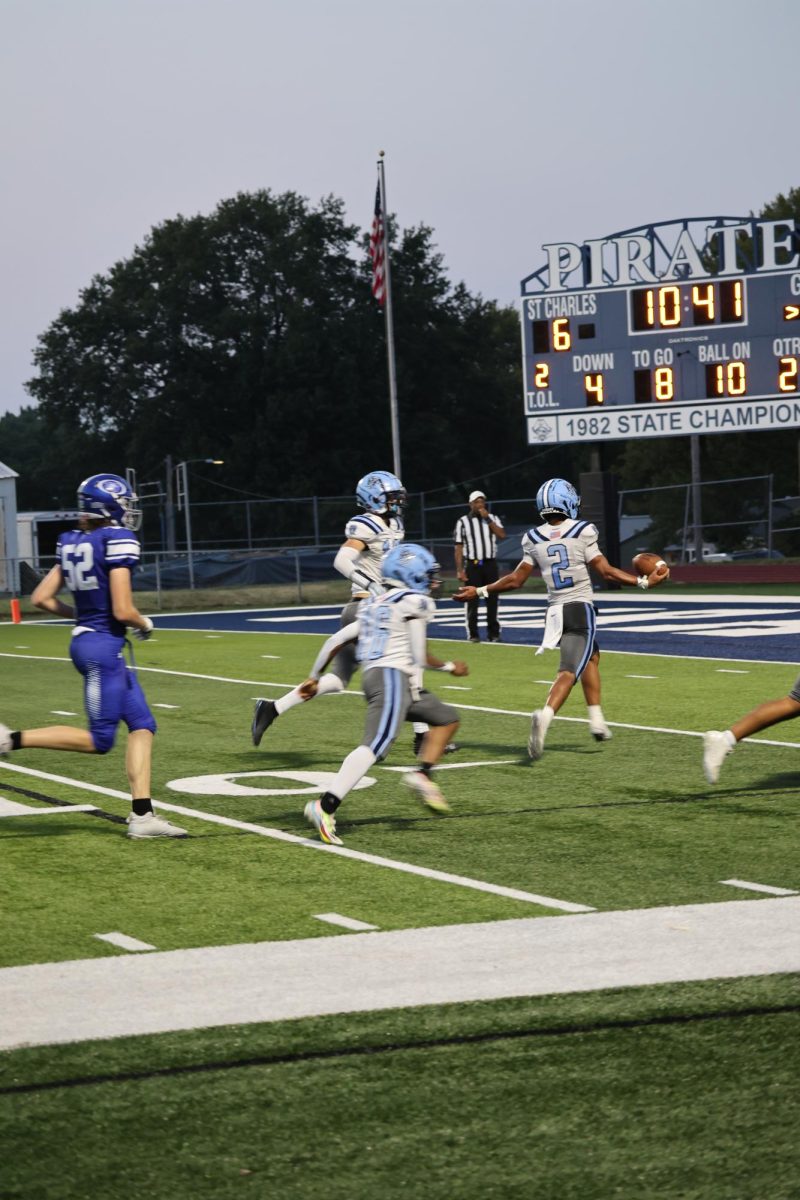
90, 726, 117, 755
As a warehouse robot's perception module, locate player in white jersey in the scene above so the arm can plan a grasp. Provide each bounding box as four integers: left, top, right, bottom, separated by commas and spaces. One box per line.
300, 545, 468, 845
454, 477, 668, 760
250, 470, 406, 744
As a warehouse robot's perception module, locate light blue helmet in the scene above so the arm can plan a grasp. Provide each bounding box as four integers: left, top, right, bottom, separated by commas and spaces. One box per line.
536, 477, 580, 520
356, 470, 407, 515
382, 544, 440, 593
77, 473, 142, 530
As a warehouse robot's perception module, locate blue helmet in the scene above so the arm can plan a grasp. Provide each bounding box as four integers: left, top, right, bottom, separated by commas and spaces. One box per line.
356, 470, 407, 515
382, 544, 440, 593
536, 478, 580, 520
77, 473, 142, 530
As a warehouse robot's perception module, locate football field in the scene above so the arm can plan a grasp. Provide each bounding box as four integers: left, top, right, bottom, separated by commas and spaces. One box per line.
1, 596, 799, 1198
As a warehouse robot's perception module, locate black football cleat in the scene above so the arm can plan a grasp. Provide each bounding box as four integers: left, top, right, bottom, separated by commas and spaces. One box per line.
252, 699, 278, 746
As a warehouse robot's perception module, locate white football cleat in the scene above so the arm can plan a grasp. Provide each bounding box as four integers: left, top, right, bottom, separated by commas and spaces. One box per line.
403, 770, 450, 813
0, 723, 12, 753
528, 710, 545, 760
127, 812, 188, 839
589, 719, 613, 742
703, 731, 733, 784
304, 799, 343, 844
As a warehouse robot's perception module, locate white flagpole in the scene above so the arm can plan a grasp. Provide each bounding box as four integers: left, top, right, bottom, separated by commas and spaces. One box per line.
378, 152, 402, 480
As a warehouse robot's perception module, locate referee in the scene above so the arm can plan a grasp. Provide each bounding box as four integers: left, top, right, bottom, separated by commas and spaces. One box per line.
454, 490, 506, 642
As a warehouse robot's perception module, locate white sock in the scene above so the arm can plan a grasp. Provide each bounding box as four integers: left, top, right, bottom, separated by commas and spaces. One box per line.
412, 722, 429, 735
275, 674, 344, 715
316, 675, 345, 697
328, 744, 377, 800
723, 729, 736, 748
587, 705, 605, 724
275, 688, 304, 715
540, 705, 555, 733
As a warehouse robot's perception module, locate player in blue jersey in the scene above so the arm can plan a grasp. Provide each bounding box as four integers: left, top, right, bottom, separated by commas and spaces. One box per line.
0, 473, 187, 838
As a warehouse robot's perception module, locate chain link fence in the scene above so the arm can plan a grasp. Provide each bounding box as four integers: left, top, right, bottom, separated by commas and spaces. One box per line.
5, 476, 799, 604
618, 475, 800, 564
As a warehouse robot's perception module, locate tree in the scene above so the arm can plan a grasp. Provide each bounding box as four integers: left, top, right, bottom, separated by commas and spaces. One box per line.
23, 189, 528, 537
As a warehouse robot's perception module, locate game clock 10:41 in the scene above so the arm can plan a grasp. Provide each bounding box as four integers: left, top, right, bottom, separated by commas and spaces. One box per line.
519, 216, 800, 444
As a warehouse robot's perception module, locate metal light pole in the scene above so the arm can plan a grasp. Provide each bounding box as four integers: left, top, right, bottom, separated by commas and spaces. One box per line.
175, 458, 224, 589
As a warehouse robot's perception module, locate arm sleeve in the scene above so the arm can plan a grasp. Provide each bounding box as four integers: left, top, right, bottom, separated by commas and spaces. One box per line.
520, 533, 537, 566
104, 530, 142, 571
582, 524, 602, 563
309, 620, 360, 680
334, 544, 373, 593
407, 619, 427, 670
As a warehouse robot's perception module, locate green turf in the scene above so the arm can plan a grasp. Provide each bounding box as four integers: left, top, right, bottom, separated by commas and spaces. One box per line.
1, 617, 799, 1198
2, 976, 798, 1200
1, 622, 799, 967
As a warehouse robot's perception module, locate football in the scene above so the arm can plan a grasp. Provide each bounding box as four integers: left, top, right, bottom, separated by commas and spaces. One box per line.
632, 551, 667, 578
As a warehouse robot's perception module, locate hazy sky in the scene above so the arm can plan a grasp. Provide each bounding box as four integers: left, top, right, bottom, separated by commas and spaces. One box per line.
1, 0, 797, 417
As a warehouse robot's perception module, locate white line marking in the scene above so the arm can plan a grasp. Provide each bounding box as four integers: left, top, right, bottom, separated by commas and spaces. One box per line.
205, 635, 222, 639
716, 669, 750, 674
626, 674, 657, 679
3, 897, 799, 1049
50, 710, 78, 716
3, 652, 800, 748
381, 760, 519, 773
261, 655, 281, 659
15, 645, 29, 649
720, 879, 798, 896
0, 760, 592, 913
313, 913, 379, 931
94, 932, 156, 952
442, 685, 472, 691
0, 798, 97, 817
153, 703, 181, 709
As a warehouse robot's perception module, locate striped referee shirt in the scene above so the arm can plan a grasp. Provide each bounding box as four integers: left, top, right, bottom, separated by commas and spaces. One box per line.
454, 512, 503, 561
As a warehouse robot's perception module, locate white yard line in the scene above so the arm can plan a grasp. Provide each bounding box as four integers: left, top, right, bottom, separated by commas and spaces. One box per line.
381, 760, 519, 772
3, 653, 800, 749
1, 896, 797, 1050
0, 798, 97, 818
313, 913, 379, 932
720, 879, 798, 896
0, 760, 593, 914
93, 932, 156, 952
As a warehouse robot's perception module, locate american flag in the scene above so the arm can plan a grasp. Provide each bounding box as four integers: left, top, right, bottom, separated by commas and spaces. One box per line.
369, 182, 386, 305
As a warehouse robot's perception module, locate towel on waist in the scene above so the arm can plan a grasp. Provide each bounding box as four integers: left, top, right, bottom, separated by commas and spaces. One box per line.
535, 605, 563, 655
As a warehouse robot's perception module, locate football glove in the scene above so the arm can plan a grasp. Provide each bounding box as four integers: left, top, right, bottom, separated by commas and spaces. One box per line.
132, 616, 154, 641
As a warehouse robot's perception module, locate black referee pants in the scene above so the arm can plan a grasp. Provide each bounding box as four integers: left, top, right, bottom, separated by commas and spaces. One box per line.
464, 559, 501, 640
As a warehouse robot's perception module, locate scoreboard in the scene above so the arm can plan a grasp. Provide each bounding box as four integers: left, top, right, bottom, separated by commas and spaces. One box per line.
520, 216, 800, 444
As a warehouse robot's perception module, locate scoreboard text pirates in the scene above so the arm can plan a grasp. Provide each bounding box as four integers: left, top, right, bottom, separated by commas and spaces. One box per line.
520, 216, 800, 444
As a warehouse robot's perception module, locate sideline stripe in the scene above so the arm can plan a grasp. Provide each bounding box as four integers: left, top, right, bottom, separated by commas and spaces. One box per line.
0, 761, 593, 913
